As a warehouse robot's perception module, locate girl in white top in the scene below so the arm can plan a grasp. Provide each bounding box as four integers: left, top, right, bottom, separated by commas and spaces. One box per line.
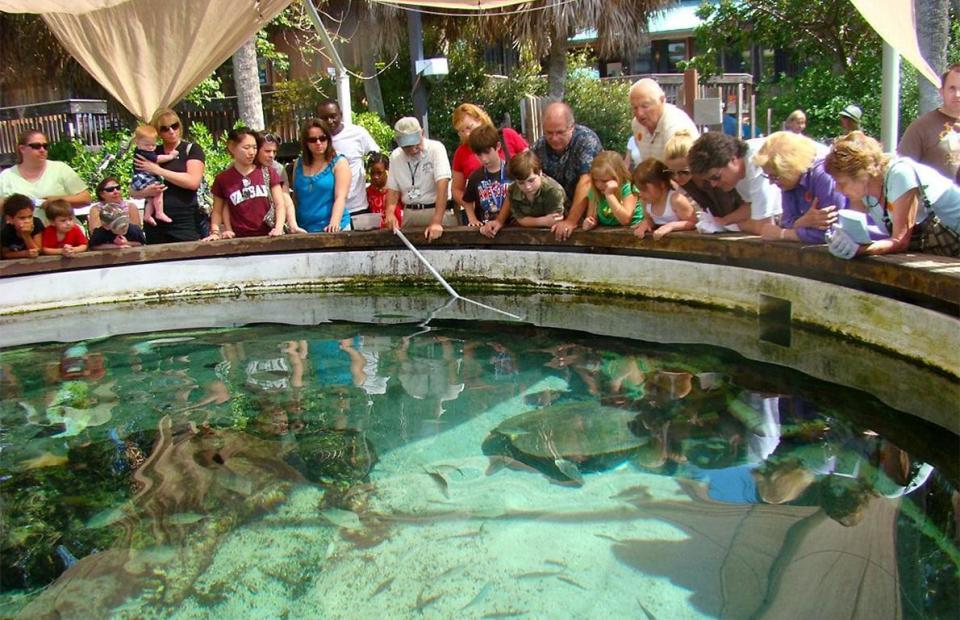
632, 157, 696, 240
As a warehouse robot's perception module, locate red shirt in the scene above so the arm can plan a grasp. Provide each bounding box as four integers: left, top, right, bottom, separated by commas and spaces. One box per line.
452, 127, 528, 181
366, 185, 403, 228
41, 223, 87, 249
212, 165, 281, 238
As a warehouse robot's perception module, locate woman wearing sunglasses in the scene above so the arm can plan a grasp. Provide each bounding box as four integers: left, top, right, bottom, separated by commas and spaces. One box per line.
88, 177, 143, 232
130, 108, 206, 244
0, 129, 91, 208
289, 119, 350, 233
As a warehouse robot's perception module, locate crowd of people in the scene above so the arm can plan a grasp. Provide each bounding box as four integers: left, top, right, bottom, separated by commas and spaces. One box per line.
2, 65, 959, 261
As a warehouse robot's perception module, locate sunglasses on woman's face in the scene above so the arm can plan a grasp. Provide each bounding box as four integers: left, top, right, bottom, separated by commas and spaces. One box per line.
101, 185, 121, 193
306, 136, 329, 144
159, 122, 181, 133
26, 142, 49, 150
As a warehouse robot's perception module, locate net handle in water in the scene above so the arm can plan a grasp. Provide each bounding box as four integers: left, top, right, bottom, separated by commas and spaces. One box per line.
393, 228, 522, 320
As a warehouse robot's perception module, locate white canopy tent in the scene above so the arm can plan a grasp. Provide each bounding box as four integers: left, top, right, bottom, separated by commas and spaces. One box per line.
0, 0, 943, 136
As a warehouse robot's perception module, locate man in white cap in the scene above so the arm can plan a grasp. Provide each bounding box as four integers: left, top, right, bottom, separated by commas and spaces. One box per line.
384, 117, 455, 240
839, 104, 862, 133
630, 78, 699, 163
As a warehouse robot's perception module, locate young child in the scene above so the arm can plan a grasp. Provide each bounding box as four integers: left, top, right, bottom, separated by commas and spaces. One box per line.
89, 202, 146, 250
632, 158, 697, 240
582, 150, 643, 231
365, 152, 402, 229
132, 124, 179, 226
1, 193, 44, 259
462, 124, 510, 226
40, 199, 88, 256
479, 151, 564, 239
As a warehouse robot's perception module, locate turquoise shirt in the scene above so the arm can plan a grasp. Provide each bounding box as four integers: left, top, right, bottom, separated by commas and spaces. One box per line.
293, 155, 351, 232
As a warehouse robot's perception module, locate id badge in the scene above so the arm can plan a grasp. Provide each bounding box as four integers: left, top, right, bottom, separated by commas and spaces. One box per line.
407, 187, 422, 203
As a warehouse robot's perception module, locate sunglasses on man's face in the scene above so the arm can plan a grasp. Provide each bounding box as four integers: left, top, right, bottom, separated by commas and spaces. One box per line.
306, 136, 329, 144
101, 185, 121, 193
26, 142, 49, 150
159, 122, 181, 133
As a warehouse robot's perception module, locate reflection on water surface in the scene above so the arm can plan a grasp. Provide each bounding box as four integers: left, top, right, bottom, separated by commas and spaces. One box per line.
0, 322, 957, 619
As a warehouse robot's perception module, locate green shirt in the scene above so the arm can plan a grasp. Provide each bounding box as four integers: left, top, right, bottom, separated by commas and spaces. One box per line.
508, 174, 565, 219
0, 161, 87, 203
590, 182, 643, 226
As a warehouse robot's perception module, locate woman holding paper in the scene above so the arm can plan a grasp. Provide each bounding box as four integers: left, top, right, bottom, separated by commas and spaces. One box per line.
752, 131, 848, 244
824, 131, 960, 258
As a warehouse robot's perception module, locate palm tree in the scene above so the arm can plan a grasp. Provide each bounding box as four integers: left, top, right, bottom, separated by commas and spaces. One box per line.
477, 0, 675, 99
915, 0, 950, 114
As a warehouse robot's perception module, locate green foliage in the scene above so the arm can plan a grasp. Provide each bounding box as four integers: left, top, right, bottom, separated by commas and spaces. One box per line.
480, 46, 547, 131
185, 122, 233, 183
563, 52, 632, 152
47, 129, 134, 194
184, 76, 225, 107
685, 0, 960, 142
353, 111, 394, 152
426, 40, 491, 152
270, 77, 334, 116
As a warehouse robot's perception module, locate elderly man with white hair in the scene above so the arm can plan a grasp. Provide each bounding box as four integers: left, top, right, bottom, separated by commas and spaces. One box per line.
630, 78, 700, 163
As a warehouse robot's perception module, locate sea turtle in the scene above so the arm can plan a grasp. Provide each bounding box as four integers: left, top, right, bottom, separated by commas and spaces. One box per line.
481, 401, 648, 484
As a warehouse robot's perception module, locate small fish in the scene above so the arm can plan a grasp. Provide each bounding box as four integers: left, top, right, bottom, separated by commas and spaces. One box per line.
611, 485, 652, 502
370, 576, 394, 598
415, 589, 441, 614
482, 611, 527, 619
544, 559, 567, 568
594, 533, 626, 543
85, 503, 135, 529
166, 512, 207, 526
424, 468, 449, 498
553, 458, 584, 486
637, 599, 657, 620
556, 575, 587, 590
55, 544, 78, 568
440, 529, 482, 540
461, 581, 492, 611
320, 508, 362, 531
20, 452, 69, 470
514, 570, 562, 579
437, 564, 464, 578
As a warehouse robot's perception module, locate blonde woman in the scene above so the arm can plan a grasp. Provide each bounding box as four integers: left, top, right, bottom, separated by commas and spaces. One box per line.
451, 103, 527, 211
752, 131, 847, 243
824, 131, 960, 258
131, 108, 206, 244
784, 110, 807, 135
662, 130, 744, 232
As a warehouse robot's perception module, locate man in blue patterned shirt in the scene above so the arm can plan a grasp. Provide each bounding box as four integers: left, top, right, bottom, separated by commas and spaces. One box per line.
532, 102, 603, 240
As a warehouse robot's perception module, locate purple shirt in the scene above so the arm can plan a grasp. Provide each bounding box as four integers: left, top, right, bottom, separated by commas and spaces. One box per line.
780, 158, 848, 244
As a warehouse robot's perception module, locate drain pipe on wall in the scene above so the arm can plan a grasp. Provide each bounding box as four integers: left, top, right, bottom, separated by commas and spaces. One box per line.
302, 0, 353, 126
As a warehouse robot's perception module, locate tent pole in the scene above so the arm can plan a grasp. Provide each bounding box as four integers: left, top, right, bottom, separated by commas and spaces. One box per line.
302, 0, 353, 125
881, 41, 900, 151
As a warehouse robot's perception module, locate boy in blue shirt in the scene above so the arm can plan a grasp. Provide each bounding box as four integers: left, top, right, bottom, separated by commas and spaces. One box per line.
462, 124, 510, 227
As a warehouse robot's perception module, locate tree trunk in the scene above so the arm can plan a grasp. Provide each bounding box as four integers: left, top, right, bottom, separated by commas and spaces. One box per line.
547, 31, 568, 100
360, 44, 386, 118
915, 0, 949, 114
232, 37, 265, 130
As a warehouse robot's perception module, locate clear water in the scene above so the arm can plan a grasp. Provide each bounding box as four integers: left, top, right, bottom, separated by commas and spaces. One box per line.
0, 316, 957, 619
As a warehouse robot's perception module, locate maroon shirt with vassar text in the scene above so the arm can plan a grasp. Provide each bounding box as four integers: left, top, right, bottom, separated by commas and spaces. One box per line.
211, 166, 281, 237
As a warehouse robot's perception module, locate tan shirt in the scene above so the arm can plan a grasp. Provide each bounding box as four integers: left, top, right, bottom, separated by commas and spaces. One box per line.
386, 139, 451, 205
898, 109, 960, 184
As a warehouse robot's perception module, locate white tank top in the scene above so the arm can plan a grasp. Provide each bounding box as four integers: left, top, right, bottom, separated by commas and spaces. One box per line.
649, 189, 680, 226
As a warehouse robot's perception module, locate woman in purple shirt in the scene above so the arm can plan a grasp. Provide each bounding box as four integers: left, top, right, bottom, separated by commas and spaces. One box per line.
752, 131, 849, 243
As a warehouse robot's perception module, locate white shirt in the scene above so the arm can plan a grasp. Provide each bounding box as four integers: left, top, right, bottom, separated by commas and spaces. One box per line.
331, 124, 379, 213
736, 138, 782, 219
386, 139, 451, 205
632, 103, 700, 163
